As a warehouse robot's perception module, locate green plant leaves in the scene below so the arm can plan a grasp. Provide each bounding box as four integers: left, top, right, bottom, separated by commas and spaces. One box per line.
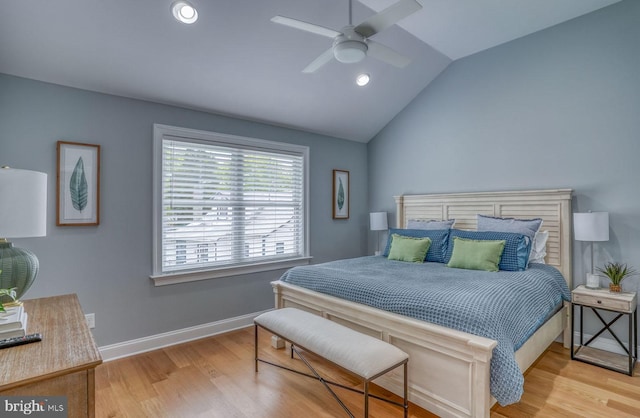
596, 262, 637, 285
70, 156, 88, 211
337, 178, 345, 210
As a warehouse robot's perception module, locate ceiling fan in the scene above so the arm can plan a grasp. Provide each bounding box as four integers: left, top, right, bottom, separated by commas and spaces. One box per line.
271, 0, 422, 73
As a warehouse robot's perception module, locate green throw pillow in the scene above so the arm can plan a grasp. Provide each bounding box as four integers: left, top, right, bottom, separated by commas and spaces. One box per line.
446, 237, 506, 272
387, 234, 432, 263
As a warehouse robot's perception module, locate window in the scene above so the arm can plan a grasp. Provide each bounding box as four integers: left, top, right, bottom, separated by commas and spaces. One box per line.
152, 124, 310, 285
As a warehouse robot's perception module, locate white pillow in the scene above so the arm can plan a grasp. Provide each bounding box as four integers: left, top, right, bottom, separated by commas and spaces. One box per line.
529, 230, 549, 264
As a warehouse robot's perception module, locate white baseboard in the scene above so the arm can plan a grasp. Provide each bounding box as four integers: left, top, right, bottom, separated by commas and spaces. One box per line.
99, 308, 272, 361
573, 331, 638, 356
99, 314, 636, 363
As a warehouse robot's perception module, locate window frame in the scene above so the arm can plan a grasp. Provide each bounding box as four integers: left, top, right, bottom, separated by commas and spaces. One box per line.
151, 124, 311, 286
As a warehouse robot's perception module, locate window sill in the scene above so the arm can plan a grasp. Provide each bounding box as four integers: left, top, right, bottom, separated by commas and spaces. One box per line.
150, 256, 313, 286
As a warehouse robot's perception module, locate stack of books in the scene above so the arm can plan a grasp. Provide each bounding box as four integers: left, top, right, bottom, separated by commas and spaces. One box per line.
0, 304, 28, 340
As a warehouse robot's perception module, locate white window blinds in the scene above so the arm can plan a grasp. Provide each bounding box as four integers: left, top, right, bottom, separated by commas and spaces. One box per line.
153, 125, 309, 280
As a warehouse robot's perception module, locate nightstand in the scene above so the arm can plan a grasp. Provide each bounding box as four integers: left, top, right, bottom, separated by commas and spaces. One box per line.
571, 285, 637, 375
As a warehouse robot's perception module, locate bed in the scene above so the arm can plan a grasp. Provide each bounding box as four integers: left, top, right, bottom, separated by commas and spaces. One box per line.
271, 189, 573, 417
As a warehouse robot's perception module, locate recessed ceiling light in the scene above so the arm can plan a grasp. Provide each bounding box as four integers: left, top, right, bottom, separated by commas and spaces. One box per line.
171, 1, 198, 24
356, 73, 370, 87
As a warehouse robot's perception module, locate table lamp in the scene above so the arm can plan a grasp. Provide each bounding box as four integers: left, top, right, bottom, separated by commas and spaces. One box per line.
0, 167, 47, 305
573, 211, 609, 289
370, 212, 388, 256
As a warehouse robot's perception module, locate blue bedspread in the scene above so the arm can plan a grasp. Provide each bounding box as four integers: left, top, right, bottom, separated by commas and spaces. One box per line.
279, 256, 570, 405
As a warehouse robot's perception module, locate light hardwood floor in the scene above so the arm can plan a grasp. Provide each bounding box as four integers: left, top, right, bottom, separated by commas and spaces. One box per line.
95, 327, 640, 417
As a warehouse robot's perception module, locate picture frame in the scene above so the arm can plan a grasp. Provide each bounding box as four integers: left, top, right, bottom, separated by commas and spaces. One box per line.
332, 169, 349, 219
57, 141, 101, 226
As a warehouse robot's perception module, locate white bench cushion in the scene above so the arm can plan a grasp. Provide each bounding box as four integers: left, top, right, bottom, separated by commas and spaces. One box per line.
255, 308, 408, 380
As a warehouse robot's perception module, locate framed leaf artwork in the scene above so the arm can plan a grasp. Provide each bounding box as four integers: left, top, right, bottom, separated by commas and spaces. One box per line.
57, 141, 101, 226
332, 169, 349, 219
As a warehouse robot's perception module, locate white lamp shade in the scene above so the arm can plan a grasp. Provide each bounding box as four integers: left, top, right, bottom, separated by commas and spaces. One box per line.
0, 167, 47, 238
370, 212, 388, 231
573, 212, 609, 242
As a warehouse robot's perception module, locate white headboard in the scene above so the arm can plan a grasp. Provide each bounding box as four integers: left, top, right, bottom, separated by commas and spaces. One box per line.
394, 189, 573, 287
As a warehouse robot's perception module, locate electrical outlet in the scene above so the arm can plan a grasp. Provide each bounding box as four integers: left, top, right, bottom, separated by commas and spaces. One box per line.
85, 313, 95, 329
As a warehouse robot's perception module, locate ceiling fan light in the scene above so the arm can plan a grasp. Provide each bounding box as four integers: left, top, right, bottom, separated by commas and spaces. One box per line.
171, 1, 198, 24
334, 41, 367, 64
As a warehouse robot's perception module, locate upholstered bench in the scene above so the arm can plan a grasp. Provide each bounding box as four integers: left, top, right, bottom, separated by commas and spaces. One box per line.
254, 307, 409, 417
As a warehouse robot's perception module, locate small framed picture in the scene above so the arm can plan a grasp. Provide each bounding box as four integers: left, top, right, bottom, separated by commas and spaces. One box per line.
57, 141, 101, 226
332, 169, 349, 219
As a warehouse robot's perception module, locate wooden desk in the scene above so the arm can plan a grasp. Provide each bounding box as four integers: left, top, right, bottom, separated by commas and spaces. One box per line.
0, 294, 103, 417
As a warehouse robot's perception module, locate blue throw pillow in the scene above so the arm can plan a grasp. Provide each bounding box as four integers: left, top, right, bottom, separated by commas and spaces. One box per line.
383, 228, 450, 263
444, 229, 531, 271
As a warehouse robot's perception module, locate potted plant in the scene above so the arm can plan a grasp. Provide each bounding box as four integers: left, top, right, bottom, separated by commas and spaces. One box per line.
596, 262, 637, 292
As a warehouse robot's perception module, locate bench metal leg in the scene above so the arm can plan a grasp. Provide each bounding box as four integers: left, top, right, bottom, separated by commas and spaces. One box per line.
404, 362, 408, 418
255, 323, 408, 417
364, 381, 369, 417
254, 324, 259, 373
293, 346, 355, 418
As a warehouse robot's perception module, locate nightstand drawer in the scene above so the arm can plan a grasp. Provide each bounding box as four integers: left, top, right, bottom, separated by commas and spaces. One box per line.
572, 292, 634, 312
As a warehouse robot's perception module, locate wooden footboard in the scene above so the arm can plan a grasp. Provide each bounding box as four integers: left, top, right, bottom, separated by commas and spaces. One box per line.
272, 281, 568, 417
273, 280, 500, 417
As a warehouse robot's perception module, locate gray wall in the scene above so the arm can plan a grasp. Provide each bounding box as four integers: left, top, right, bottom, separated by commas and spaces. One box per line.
369, 1, 640, 339
0, 74, 368, 346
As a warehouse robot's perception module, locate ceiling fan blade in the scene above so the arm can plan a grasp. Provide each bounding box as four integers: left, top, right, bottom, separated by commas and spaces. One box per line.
355, 0, 422, 38
302, 48, 335, 73
271, 16, 341, 39
367, 41, 411, 68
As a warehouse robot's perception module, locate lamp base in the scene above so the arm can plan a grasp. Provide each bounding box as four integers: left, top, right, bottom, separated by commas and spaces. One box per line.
585, 273, 600, 289
0, 241, 39, 304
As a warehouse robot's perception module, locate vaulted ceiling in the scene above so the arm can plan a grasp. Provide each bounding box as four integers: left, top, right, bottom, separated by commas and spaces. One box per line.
0, 0, 621, 142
